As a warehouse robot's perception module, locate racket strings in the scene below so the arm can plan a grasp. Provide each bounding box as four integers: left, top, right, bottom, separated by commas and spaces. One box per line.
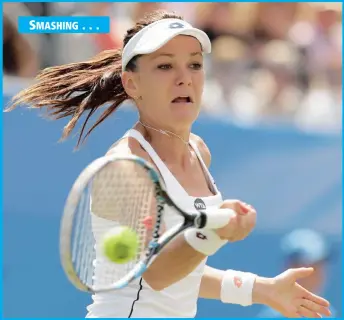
70, 160, 158, 289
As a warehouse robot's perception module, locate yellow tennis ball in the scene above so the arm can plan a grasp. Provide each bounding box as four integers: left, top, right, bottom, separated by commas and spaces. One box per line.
102, 226, 139, 264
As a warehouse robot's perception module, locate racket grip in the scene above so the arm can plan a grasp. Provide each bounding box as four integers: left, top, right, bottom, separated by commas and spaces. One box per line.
203, 208, 235, 229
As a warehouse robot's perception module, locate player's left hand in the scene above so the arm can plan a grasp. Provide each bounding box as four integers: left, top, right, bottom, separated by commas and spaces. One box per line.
253, 267, 331, 318
216, 199, 256, 242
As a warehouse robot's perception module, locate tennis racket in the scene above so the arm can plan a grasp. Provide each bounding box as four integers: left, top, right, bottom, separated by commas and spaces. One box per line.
59, 154, 233, 293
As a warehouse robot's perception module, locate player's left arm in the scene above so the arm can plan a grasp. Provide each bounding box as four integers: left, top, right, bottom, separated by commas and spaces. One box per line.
193, 135, 331, 317
199, 265, 331, 318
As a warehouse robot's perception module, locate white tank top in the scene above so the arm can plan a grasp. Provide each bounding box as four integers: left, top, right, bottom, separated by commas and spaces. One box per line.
86, 129, 223, 318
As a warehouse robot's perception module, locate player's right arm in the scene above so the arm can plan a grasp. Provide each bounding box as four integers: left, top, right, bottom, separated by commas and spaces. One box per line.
96, 138, 249, 291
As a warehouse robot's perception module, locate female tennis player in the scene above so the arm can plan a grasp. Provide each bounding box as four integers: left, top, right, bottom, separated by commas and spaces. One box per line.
7, 10, 331, 319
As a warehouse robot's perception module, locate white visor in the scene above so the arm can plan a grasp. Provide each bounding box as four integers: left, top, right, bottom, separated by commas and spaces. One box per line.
122, 18, 211, 72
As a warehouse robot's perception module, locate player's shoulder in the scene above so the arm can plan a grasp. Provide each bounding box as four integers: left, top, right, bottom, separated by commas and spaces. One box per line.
106, 136, 150, 161
190, 133, 211, 168
105, 135, 162, 175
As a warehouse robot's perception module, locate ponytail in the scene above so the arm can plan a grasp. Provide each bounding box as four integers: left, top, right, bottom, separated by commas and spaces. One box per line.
6, 49, 128, 147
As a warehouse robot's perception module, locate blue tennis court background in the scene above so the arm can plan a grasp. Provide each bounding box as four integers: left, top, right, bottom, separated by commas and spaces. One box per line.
3, 93, 342, 318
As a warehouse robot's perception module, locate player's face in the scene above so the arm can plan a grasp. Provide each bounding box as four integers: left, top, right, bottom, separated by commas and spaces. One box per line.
132, 35, 205, 130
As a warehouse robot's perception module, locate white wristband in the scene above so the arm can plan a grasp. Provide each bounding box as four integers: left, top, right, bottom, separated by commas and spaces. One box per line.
184, 228, 227, 256
220, 270, 257, 306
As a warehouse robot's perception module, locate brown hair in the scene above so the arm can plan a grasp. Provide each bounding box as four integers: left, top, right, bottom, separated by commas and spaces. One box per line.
5, 10, 183, 147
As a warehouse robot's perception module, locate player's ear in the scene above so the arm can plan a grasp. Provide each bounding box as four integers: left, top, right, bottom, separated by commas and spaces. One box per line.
122, 71, 141, 100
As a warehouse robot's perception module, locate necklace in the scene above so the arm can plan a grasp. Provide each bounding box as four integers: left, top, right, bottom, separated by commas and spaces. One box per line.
138, 120, 189, 146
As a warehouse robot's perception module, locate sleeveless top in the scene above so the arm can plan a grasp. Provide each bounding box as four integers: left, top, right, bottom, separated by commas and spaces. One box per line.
86, 129, 223, 318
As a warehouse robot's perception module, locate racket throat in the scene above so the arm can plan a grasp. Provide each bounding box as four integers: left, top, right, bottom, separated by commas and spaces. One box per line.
194, 212, 207, 228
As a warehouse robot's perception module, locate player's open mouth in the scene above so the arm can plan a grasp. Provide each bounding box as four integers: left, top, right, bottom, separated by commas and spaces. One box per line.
171, 96, 193, 103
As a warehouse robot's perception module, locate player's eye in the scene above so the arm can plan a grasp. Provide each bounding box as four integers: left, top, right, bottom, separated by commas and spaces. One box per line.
190, 63, 203, 70
157, 64, 173, 70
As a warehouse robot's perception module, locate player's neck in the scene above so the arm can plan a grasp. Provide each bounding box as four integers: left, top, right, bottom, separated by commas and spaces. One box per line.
135, 122, 191, 166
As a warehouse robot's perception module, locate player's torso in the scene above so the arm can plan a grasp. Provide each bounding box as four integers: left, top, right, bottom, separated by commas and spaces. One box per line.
86, 130, 223, 318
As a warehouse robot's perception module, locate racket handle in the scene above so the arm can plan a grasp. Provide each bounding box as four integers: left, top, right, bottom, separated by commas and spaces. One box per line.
203, 208, 236, 229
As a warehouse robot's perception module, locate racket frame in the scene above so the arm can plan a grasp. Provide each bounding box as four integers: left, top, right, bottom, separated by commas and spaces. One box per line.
60, 154, 207, 293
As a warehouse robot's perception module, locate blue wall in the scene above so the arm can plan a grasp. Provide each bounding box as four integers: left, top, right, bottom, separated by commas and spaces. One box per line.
3, 95, 342, 318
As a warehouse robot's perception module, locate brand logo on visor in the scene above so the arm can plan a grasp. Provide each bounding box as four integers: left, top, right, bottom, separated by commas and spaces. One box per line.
169, 22, 184, 29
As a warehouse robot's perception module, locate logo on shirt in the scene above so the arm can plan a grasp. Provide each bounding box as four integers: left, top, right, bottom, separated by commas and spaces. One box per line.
169, 22, 184, 29
194, 198, 206, 210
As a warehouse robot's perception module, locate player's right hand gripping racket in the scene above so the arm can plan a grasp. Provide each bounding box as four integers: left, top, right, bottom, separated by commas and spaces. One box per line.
60, 154, 233, 293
